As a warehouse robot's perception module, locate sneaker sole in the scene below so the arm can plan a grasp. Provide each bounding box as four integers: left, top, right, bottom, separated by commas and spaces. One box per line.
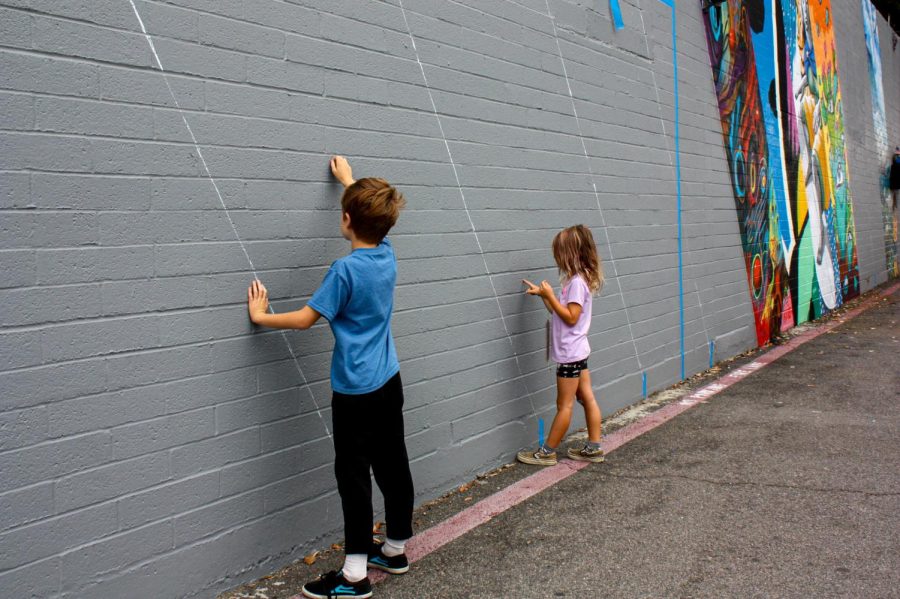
566, 452, 605, 463
302, 589, 373, 599
367, 560, 409, 575
516, 454, 557, 466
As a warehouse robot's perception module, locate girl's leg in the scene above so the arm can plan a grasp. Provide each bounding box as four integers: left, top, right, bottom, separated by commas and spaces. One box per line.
576, 369, 602, 443
544, 376, 580, 448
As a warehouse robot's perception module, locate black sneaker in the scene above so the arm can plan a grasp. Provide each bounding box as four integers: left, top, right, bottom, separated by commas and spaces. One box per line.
301, 570, 373, 599
368, 541, 410, 574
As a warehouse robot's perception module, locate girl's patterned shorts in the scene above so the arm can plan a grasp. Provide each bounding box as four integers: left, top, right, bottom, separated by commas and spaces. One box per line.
556, 358, 588, 378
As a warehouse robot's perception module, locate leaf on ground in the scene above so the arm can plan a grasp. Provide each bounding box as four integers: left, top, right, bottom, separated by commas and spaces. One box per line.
303, 551, 320, 565
373, 521, 384, 534
331, 543, 343, 551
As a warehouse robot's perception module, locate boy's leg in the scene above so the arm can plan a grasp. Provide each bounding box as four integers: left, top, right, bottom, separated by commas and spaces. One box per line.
303, 393, 375, 598
332, 392, 376, 559
370, 373, 414, 546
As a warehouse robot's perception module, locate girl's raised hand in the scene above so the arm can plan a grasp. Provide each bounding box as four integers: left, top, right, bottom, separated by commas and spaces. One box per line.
523, 279, 552, 298
248, 279, 269, 323
539, 280, 553, 298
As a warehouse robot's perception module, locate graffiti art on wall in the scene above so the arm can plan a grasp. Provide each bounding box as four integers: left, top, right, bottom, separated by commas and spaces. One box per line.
702, 0, 860, 346
862, 0, 899, 278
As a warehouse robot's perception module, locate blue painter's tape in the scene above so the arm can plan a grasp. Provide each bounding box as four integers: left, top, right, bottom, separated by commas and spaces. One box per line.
538, 418, 545, 448
609, 0, 624, 30
642, 372, 647, 399
670, 5, 684, 382
709, 340, 715, 369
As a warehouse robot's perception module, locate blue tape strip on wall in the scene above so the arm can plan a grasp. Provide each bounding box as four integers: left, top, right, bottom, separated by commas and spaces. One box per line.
610, 0, 624, 30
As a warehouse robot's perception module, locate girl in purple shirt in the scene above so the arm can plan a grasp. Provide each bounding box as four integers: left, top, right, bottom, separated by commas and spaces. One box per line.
518, 225, 605, 466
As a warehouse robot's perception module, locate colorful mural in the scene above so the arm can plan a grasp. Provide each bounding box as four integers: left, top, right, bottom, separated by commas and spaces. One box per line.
861, 0, 899, 278
702, 0, 860, 346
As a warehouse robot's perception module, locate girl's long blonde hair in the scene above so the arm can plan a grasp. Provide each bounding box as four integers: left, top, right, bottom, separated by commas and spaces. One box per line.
551, 224, 604, 293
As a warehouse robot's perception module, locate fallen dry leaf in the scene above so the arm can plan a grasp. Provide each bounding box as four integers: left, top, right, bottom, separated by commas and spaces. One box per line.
331, 543, 343, 551
303, 551, 320, 566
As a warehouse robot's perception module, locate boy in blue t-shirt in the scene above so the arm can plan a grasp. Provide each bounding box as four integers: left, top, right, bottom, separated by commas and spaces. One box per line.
248, 156, 413, 599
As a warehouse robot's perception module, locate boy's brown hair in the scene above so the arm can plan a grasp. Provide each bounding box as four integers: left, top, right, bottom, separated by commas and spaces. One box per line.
341, 177, 406, 243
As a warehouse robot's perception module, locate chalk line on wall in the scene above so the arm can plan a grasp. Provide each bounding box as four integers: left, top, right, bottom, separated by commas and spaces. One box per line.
396, 0, 545, 425
126, 0, 332, 439
543, 0, 644, 372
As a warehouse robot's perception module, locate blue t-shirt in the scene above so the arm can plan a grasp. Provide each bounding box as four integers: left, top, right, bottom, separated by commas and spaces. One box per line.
308, 239, 400, 395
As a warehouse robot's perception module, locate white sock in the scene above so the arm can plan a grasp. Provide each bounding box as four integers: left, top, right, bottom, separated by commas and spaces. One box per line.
342, 553, 367, 582
382, 537, 407, 557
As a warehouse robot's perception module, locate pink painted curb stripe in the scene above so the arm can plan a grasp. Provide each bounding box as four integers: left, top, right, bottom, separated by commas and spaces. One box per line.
295, 282, 899, 592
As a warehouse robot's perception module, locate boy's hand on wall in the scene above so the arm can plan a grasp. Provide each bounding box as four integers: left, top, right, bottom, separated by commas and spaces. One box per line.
330, 155, 355, 188
248, 280, 270, 324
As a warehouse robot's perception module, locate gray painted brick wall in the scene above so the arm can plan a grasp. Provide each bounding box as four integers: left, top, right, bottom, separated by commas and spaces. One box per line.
0, 0, 896, 597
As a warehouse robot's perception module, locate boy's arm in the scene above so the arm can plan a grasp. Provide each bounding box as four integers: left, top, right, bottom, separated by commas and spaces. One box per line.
248, 280, 322, 330
330, 155, 355, 188
245, 155, 356, 330
252, 306, 322, 330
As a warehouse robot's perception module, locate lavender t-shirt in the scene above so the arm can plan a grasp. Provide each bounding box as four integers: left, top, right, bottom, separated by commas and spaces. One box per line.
550, 275, 592, 364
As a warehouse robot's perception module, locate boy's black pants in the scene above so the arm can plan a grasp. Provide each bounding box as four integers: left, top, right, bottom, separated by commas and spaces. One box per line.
332, 372, 414, 555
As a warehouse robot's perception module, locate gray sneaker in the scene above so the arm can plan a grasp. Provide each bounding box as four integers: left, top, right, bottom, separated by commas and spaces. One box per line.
567, 444, 605, 463
517, 447, 557, 466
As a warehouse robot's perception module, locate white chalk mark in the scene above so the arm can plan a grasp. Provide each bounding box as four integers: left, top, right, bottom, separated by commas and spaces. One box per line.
636, 0, 676, 171
398, 0, 541, 419
693, 280, 712, 347
544, 0, 643, 370
127, 0, 331, 438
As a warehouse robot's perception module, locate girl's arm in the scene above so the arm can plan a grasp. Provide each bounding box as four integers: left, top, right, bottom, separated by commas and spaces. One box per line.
523, 279, 582, 326
523, 279, 552, 313
248, 280, 322, 330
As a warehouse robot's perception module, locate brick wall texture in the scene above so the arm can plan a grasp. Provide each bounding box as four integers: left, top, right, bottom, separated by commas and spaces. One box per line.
1, 0, 897, 597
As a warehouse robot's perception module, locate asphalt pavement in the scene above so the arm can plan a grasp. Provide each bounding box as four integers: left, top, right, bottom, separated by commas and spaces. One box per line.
376, 287, 900, 598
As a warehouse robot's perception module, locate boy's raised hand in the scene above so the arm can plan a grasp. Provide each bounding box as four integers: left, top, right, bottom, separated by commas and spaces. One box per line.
330, 155, 355, 188
247, 279, 269, 324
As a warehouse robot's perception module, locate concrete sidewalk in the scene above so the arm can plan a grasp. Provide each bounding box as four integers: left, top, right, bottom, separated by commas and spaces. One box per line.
374, 288, 900, 598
